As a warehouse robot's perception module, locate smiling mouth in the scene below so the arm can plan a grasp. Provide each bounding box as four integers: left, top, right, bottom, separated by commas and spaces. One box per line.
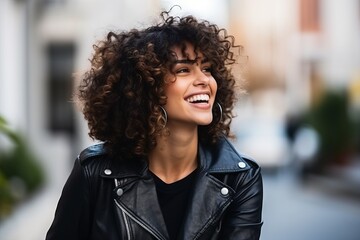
186, 94, 210, 104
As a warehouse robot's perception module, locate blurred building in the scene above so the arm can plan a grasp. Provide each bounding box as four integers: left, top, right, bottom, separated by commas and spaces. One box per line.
229, 0, 360, 169
1, 0, 165, 189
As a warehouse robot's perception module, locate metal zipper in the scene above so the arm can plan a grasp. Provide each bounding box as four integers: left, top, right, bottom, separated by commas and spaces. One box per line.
114, 179, 119, 187
121, 209, 131, 240
114, 179, 131, 240
113, 179, 165, 240
114, 199, 165, 240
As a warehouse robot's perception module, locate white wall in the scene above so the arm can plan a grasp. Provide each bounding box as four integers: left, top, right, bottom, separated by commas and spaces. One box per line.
321, 0, 360, 87
0, 0, 27, 131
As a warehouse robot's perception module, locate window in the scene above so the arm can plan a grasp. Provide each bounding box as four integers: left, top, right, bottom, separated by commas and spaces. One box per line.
46, 43, 76, 136
299, 0, 321, 32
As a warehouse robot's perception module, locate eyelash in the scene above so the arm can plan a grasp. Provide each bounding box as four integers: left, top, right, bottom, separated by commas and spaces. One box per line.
175, 66, 212, 74
202, 67, 212, 73
176, 68, 189, 74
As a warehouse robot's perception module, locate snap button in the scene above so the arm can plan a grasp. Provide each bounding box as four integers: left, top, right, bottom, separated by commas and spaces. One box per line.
220, 187, 229, 196
238, 162, 246, 168
104, 169, 112, 175
116, 188, 124, 197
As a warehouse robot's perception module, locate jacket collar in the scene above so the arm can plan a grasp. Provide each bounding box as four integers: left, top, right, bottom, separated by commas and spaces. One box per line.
100, 137, 250, 179
198, 136, 250, 173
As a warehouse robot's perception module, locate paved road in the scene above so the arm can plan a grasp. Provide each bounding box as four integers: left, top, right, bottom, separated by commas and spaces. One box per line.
261, 170, 360, 240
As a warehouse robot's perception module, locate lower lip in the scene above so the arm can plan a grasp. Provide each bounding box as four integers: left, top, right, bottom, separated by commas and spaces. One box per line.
188, 102, 211, 110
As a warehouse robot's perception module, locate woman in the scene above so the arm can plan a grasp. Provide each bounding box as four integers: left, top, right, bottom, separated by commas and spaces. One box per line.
46, 11, 263, 240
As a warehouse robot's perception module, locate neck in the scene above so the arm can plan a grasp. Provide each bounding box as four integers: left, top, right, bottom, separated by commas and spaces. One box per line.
148, 125, 198, 184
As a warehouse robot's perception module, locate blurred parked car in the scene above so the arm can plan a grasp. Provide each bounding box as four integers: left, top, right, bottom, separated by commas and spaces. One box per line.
233, 118, 290, 170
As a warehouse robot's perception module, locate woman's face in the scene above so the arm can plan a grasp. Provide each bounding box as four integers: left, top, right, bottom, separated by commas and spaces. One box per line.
163, 42, 217, 127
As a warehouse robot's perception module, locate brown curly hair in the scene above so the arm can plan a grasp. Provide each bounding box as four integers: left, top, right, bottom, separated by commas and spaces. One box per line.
77, 11, 241, 158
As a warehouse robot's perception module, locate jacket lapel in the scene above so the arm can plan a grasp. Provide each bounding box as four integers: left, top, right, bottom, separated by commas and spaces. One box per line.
179, 171, 234, 239
115, 175, 169, 239
101, 158, 169, 239
178, 141, 238, 239
179, 138, 250, 239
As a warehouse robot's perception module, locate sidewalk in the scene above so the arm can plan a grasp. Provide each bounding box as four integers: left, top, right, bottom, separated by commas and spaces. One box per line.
0, 186, 60, 240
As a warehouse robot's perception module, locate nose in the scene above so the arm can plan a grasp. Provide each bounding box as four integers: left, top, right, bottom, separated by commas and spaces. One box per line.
193, 67, 210, 86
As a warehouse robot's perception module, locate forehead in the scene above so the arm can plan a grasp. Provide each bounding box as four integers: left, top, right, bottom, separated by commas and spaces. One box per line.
170, 42, 204, 60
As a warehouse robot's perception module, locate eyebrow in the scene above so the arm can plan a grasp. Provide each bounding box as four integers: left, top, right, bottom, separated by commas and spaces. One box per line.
173, 58, 210, 65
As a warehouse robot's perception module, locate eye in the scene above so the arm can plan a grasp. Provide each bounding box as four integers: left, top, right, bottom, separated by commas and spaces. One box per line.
202, 66, 212, 74
176, 68, 190, 74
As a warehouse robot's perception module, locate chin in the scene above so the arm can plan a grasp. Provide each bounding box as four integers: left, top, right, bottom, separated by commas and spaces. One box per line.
196, 117, 213, 126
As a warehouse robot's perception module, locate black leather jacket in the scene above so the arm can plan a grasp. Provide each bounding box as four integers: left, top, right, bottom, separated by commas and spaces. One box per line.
46, 137, 263, 240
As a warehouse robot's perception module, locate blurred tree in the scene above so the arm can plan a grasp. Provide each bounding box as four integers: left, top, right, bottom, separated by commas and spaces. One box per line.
0, 116, 44, 220
305, 90, 356, 173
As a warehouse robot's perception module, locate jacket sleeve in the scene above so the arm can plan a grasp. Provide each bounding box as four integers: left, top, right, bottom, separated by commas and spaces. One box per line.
45, 157, 91, 240
220, 163, 263, 240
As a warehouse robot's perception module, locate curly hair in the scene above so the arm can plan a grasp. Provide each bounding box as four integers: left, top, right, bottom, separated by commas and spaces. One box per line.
77, 11, 241, 158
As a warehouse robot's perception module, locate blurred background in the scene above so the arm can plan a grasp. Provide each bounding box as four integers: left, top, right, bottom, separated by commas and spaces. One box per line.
1, 0, 360, 239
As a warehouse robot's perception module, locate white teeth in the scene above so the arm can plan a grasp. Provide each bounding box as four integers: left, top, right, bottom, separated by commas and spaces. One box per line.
186, 94, 210, 103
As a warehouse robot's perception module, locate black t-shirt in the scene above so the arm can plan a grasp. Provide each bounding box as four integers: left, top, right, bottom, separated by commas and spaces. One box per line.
151, 169, 198, 240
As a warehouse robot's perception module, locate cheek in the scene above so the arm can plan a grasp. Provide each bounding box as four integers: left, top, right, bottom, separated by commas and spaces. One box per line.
163, 74, 177, 94
211, 78, 218, 93
164, 79, 189, 98
164, 83, 178, 99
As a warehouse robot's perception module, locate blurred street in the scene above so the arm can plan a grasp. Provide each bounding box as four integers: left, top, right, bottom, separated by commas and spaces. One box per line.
261, 169, 360, 240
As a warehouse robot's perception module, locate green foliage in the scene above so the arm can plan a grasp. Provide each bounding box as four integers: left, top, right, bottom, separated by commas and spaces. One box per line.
305, 90, 356, 171
0, 172, 13, 218
0, 116, 44, 220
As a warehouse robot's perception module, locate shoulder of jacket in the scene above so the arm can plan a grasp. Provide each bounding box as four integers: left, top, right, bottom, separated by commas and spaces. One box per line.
220, 137, 261, 170
202, 137, 260, 173
77, 143, 108, 165
237, 152, 261, 170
